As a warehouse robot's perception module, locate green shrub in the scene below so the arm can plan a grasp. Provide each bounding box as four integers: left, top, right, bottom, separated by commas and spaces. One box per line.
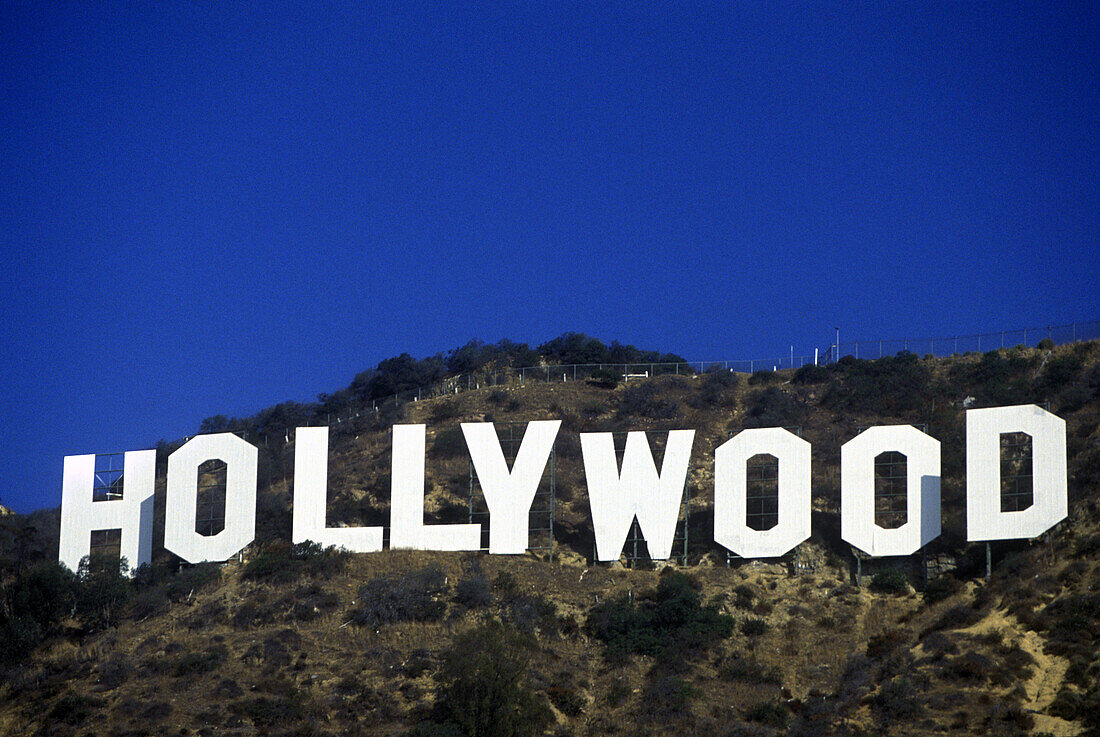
230, 694, 311, 728
454, 569, 493, 608
404, 722, 466, 737
826, 352, 932, 413
871, 677, 923, 721
719, 657, 781, 684
643, 674, 700, 718
869, 569, 909, 595
352, 564, 448, 627
924, 604, 983, 635
686, 369, 739, 409
740, 617, 769, 637
432, 427, 468, 457
587, 367, 620, 389
173, 644, 227, 677
744, 699, 788, 727
75, 554, 133, 631
586, 572, 733, 658
546, 677, 585, 716
744, 386, 804, 428
242, 541, 349, 583
432, 622, 552, 737
49, 693, 106, 725
604, 680, 632, 707
733, 584, 755, 609
748, 370, 782, 386
617, 382, 680, 420
866, 629, 907, 658
922, 573, 962, 604
793, 364, 831, 384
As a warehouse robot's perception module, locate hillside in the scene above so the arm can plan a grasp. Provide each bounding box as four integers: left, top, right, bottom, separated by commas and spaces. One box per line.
2, 339, 1100, 737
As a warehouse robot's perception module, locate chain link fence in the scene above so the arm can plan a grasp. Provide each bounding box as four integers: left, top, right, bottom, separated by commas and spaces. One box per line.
338, 319, 1098, 424
822, 320, 1100, 364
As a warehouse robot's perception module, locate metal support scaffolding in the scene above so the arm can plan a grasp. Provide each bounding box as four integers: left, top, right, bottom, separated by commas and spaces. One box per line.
725, 427, 803, 571
595, 431, 690, 568
468, 422, 556, 558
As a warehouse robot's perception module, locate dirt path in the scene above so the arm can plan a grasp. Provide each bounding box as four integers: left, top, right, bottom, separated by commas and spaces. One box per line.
961, 609, 1080, 736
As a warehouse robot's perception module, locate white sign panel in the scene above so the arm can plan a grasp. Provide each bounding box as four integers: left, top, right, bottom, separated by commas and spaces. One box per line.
165, 433, 257, 564
841, 425, 941, 557
580, 430, 694, 562
389, 424, 481, 551
966, 404, 1067, 542
714, 428, 811, 558
58, 450, 155, 573
462, 420, 560, 554
293, 426, 383, 552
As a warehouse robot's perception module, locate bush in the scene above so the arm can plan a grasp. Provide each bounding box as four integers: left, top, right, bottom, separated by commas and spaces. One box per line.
454, 569, 493, 608
404, 723, 466, 737
352, 565, 448, 627
866, 629, 907, 658
744, 386, 804, 428
871, 677, 923, 721
719, 657, 781, 684
432, 427, 468, 457
605, 680, 632, 707
740, 617, 769, 637
546, 677, 585, 717
733, 584, 755, 609
173, 644, 228, 677
617, 382, 680, 420
242, 541, 349, 583
744, 699, 788, 728
586, 572, 733, 658
0, 561, 78, 664
432, 622, 551, 737
6, 561, 78, 631
587, 367, 620, 389
49, 692, 106, 725
75, 554, 133, 631
748, 370, 782, 386
826, 352, 931, 413
230, 694, 311, 728
792, 364, 831, 385
643, 674, 700, 718
686, 369, 739, 409
923, 574, 962, 604
869, 569, 909, 595
95, 654, 132, 690
924, 604, 983, 635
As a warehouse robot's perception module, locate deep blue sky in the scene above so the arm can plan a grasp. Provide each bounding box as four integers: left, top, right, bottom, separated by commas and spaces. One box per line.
2, 2, 1098, 513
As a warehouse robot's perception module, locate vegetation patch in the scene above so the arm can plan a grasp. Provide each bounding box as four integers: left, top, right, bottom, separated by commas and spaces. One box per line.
586, 572, 733, 659
351, 564, 448, 627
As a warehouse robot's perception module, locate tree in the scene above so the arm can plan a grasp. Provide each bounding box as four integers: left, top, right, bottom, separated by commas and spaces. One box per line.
75, 554, 132, 631
433, 622, 551, 737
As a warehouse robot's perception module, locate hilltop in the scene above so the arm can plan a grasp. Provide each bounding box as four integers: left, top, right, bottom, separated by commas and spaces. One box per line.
2, 337, 1100, 737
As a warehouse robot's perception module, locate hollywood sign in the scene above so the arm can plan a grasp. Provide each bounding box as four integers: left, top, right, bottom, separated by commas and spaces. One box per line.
58, 404, 1067, 571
